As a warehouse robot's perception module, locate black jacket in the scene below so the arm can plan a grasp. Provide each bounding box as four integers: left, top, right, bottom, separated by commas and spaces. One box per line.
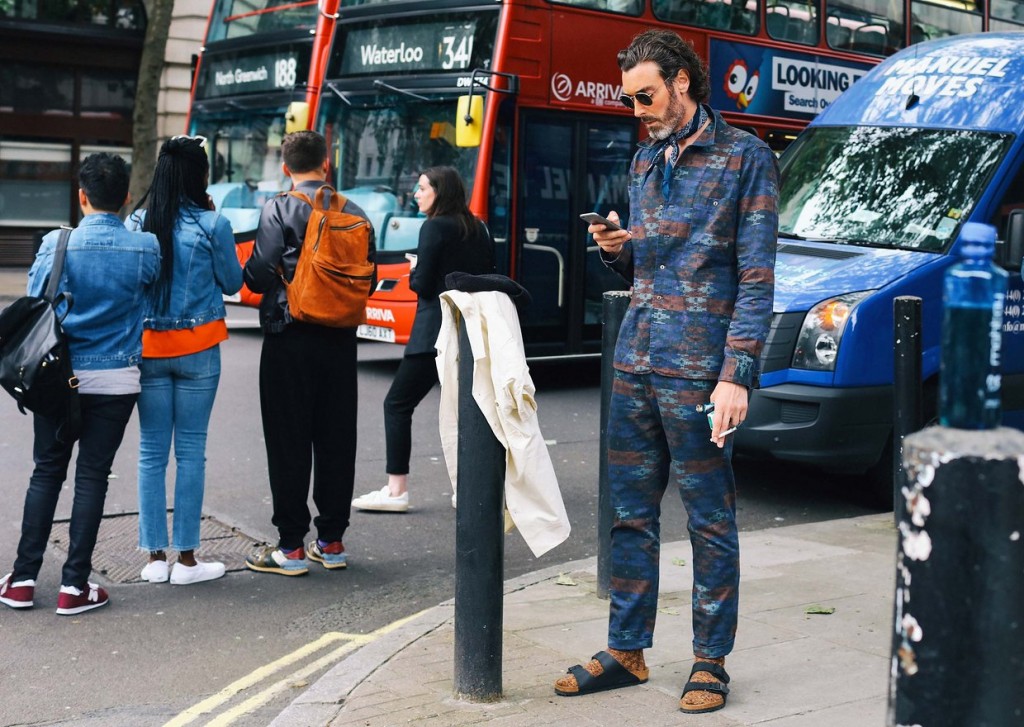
243, 180, 377, 333
405, 215, 495, 355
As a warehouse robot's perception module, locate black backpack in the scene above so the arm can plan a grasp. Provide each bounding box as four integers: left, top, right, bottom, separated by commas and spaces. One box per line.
0, 227, 81, 439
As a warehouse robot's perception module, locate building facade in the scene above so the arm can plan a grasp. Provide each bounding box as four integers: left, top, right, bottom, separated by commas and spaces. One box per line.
0, 0, 208, 266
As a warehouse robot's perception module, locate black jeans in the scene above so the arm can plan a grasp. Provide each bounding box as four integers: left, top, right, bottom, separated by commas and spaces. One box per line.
383, 353, 439, 475
12, 393, 137, 589
259, 322, 357, 551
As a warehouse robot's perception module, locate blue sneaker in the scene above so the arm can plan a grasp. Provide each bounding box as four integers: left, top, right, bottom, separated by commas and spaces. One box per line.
245, 546, 309, 576
307, 540, 347, 570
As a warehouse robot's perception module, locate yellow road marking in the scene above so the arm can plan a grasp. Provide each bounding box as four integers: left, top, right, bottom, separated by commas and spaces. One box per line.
164, 610, 428, 727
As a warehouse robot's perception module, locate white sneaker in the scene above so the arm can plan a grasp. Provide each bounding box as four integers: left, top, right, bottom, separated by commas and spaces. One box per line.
170, 560, 226, 585
351, 486, 409, 512
140, 560, 169, 583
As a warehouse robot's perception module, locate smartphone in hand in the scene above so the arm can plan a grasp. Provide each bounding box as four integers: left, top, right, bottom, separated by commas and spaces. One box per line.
579, 212, 623, 231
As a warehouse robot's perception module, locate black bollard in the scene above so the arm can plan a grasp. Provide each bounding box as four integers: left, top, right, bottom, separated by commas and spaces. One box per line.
890, 426, 1024, 727
597, 290, 631, 600
892, 296, 922, 521
453, 319, 506, 701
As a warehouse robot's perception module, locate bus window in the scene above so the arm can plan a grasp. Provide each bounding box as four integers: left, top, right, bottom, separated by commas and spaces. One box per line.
546, 0, 644, 15
322, 96, 481, 254
910, 0, 982, 42
213, 0, 317, 41
990, 0, 1024, 28
766, 0, 821, 45
826, 0, 904, 55
654, 0, 759, 35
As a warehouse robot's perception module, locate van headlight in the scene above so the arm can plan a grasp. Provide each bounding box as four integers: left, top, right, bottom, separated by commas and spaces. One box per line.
792, 291, 873, 371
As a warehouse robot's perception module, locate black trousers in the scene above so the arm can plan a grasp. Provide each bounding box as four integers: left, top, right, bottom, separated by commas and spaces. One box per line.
383, 353, 439, 475
259, 322, 357, 550
13, 393, 137, 589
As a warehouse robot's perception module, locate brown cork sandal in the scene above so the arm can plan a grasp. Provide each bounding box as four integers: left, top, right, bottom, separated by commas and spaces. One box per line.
555, 650, 648, 696
679, 660, 730, 714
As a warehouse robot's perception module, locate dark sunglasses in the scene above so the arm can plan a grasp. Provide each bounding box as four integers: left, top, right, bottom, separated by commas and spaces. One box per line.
619, 84, 665, 110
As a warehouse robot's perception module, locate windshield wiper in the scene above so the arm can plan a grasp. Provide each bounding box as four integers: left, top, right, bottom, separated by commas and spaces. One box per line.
373, 80, 429, 101
326, 82, 352, 106
778, 231, 805, 240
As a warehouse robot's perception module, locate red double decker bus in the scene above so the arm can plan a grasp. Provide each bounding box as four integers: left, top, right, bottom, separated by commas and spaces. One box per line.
186, 0, 340, 306
194, 0, 1017, 353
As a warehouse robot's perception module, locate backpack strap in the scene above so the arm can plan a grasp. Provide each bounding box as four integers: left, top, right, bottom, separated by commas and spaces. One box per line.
312, 185, 346, 212
45, 226, 80, 442
286, 190, 315, 208
286, 186, 349, 213
45, 227, 74, 313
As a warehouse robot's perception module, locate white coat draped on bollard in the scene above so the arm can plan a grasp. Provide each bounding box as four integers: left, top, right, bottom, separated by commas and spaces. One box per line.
436, 289, 571, 558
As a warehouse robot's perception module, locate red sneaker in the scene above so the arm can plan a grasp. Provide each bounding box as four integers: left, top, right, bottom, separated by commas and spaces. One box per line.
56, 582, 109, 615
0, 573, 34, 609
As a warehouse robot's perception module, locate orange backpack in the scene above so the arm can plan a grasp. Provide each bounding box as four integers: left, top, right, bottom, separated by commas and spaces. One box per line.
285, 185, 374, 328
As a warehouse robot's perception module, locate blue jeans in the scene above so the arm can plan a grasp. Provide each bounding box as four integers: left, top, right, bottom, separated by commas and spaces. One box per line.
13, 393, 137, 589
137, 346, 221, 552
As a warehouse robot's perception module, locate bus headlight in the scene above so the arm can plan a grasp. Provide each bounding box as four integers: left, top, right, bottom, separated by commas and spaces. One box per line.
792, 291, 873, 371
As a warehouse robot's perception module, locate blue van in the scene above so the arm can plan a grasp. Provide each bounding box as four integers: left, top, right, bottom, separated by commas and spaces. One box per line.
736, 32, 1024, 500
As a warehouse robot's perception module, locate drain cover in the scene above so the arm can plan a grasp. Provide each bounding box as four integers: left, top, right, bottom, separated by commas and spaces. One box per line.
49, 512, 264, 584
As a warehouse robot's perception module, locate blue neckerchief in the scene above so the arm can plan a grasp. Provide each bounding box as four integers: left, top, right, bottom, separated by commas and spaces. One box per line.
661, 104, 709, 199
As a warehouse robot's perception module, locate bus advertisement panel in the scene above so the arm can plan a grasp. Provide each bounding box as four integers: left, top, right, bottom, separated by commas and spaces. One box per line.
708, 40, 871, 117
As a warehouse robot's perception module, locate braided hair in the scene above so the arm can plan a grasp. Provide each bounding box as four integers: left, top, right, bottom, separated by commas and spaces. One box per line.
132, 136, 210, 312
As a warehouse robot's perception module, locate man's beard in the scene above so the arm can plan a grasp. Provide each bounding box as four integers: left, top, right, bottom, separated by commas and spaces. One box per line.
643, 86, 688, 141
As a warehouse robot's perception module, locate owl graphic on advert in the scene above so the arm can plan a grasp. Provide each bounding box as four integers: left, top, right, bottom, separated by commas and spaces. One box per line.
724, 58, 760, 110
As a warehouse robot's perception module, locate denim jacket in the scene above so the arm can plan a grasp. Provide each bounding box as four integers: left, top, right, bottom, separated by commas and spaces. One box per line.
128, 205, 243, 330
28, 213, 161, 370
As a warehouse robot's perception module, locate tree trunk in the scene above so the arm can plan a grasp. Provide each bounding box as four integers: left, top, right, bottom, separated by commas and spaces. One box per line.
128, 0, 175, 213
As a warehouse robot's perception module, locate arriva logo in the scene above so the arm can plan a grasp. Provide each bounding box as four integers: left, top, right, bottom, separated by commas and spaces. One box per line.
366, 307, 396, 323
551, 71, 622, 107
551, 72, 573, 102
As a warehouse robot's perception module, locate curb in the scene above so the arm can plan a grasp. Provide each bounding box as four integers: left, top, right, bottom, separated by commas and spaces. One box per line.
268, 553, 601, 726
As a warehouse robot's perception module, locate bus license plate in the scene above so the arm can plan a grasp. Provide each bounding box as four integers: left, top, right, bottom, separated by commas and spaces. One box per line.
357, 324, 395, 343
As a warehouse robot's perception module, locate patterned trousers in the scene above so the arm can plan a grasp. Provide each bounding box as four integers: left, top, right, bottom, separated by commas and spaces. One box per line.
607, 370, 739, 658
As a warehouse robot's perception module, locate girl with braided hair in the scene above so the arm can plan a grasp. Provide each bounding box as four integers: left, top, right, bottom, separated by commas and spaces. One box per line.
128, 135, 243, 585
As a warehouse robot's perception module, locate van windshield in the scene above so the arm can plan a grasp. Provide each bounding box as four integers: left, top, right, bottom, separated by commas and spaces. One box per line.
778, 126, 1011, 252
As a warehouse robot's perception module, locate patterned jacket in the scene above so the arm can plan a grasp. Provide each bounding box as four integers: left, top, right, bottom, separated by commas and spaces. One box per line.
604, 107, 779, 388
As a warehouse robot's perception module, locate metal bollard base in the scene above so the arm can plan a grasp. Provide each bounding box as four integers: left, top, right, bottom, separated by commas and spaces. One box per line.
890, 425, 1024, 727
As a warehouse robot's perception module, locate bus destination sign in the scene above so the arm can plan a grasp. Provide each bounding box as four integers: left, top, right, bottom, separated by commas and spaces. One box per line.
196, 47, 309, 99
340, 21, 476, 75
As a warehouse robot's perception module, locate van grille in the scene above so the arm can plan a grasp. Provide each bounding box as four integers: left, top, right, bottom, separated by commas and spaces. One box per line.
780, 401, 819, 423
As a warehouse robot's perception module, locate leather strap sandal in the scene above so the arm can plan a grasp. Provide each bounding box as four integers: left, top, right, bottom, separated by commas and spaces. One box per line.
679, 660, 731, 714
555, 650, 648, 696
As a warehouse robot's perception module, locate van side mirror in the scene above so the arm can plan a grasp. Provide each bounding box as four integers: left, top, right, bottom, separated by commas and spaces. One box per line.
285, 102, 309, 134
456, 95, 483, 148
1002, 209, 1024, 271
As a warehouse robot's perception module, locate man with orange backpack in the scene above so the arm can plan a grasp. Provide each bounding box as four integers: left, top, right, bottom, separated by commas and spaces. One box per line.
243, 130, 376, 576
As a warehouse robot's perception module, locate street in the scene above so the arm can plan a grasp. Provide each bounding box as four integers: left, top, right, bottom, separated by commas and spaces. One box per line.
0, 306, 880, 726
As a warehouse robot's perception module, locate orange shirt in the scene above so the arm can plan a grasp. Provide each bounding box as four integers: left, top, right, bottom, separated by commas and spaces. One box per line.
142, 319, 228, 359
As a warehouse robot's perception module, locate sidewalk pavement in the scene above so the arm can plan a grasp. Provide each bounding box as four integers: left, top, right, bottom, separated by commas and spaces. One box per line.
271, 513, 897, 727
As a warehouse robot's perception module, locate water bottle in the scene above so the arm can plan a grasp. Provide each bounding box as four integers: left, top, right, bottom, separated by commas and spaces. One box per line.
939, 222, 1008, 429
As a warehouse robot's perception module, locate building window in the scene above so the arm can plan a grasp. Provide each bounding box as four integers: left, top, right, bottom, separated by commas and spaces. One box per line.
0, 140, 73, 226
0, 0, 146, 30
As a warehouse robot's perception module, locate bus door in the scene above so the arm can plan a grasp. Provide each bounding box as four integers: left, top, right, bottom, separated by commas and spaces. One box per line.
516, 111, 634, 355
